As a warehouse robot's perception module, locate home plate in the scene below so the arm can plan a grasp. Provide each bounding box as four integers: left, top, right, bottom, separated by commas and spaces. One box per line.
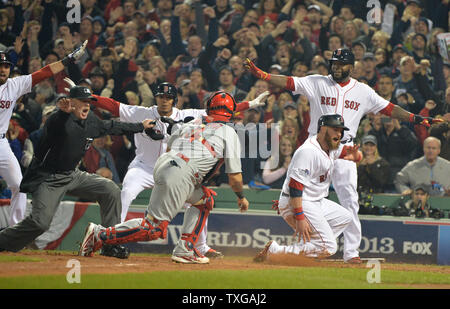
320, 258, 386, 263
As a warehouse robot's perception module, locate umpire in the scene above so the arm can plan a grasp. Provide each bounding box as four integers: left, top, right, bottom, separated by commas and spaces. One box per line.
0, 85, 155, 258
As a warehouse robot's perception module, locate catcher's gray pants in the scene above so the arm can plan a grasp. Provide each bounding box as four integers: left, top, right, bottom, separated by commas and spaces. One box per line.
105, 153, 207, 256
0, 170, 121, 252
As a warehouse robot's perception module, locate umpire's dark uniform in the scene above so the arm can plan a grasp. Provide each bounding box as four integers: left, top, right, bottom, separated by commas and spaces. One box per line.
0, 86, 145, 253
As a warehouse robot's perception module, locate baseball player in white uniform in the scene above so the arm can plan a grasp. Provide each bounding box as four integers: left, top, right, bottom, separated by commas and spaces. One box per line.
254, 114, 362, 260
246, 49, 442, 263
79, 91, 250, 264
82, 81, 268, 258
0, 42, 87, 227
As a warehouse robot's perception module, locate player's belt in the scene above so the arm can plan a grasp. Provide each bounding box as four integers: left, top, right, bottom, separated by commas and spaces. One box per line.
341, 137, 353, 144
0, 133, 5, 139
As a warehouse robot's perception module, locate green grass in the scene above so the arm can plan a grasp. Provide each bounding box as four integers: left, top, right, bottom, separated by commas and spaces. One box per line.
1, 267, 449, 289
0, 255, 44, 263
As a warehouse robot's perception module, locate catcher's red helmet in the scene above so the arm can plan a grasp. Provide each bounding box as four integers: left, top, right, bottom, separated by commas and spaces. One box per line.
206, 91, 236, 122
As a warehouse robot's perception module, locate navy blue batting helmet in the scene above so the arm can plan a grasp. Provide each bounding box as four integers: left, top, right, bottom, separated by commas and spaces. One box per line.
317, 114, 349, 132
155, 82, 178, 105
329, 48, 355, 65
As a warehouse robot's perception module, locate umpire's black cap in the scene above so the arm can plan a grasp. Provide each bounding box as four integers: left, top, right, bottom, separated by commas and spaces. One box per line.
68, 86, 97, 101
318, 114, 349, 132
329, 48, 355, 66
0, 51, 13, 67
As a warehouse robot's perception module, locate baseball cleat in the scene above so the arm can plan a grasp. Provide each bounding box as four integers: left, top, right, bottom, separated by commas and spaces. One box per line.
253, 240, 274, 263
171, 253, 210, 264
78, 222, 102, 257
204, 248, 224, 259
345, 256, 362, 264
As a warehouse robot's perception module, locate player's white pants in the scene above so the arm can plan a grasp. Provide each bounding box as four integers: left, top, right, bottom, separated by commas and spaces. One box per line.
0, 139, 27, 226
331, 158, 361, 261
120, 159, 210, 254
274, 195, 351, 257
120, 160, 155, 222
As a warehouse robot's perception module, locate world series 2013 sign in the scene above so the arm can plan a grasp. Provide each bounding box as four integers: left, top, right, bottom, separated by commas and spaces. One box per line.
125, 209, 450, 265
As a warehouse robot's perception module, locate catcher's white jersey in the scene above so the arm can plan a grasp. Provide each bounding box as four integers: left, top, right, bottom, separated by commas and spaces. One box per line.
0, 75, 32, 134
292, 75, 389, 140
281, 135, 342, 201
119, 104, 206, 167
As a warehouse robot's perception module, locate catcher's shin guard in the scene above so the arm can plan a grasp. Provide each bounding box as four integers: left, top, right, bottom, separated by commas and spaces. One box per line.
99, 217, 168, 245
180, 203, 211, 256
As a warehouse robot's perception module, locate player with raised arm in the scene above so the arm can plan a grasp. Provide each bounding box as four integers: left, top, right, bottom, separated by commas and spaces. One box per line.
245, 49, 442, 263
0, 41, 87, 228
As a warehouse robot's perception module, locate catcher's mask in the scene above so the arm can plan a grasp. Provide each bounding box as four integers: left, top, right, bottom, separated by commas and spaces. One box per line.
206, 91, 237, 122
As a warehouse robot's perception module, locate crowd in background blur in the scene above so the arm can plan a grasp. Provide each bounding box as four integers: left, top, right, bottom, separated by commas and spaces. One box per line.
0, 0, 449, 200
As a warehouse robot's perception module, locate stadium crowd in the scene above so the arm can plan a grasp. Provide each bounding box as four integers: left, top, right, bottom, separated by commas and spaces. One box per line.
0, 0, 449, 201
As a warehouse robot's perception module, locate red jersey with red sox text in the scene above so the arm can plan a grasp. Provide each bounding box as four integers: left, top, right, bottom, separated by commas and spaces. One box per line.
292, 75, 389, 140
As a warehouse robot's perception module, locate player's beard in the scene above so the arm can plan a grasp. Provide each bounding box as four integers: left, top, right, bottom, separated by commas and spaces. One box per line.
331, 68, 350, 83
325, 130, 340, 150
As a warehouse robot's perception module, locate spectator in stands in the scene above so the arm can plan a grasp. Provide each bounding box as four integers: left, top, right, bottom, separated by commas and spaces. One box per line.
362, 52, 379, 89
369, 116, 418, 192
377, 74, 397, 104
217, 65, 248, 102
96, 167, 114, 181
357, 135, 390, 194
351, 41, 366, 62
429, 114, 450, 161
262, 136, 295, 189
393, 55, 433, 114
404, 184, 432, 218
395, 136, 450, 197
83, 136, 121, 184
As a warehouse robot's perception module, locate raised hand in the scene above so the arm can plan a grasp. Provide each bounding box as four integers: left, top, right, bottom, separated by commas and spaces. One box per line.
244, 58, 270, 81
249, 90, 270, 108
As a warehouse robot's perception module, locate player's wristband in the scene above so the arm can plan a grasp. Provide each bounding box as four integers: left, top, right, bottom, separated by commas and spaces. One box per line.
408, 113, 415, 123
235, 191, 245, 199
293, 207, 305, 221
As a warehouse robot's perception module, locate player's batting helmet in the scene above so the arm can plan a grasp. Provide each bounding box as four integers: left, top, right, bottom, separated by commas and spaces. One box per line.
0, 51, 13, 68
317, 114, 349, 133
329, 48, 355, 66
155, 82, 178, 105
206, 91, 237, 122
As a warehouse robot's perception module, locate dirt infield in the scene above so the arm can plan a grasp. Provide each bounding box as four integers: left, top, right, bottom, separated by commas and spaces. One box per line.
1, 251, 449, 278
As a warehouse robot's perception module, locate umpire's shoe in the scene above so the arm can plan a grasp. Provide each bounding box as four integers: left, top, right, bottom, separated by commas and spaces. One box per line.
100, 244, 130, 259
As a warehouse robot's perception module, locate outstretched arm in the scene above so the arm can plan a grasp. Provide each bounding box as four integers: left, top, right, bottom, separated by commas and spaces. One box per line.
235, 91, 270, 112
380, 103, 444, 128
245, 58, 294, 90
31, 40, 87, 87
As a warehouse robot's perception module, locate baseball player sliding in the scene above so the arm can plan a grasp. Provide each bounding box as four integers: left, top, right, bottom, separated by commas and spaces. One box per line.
246, 49, 442, 263
0, 41, 87, 228
79, 91, 249, 264
80, 80, 268, 258
254, 114, 361, 260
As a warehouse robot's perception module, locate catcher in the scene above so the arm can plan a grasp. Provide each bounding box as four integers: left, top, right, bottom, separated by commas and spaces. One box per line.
79, 91, 249, 264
